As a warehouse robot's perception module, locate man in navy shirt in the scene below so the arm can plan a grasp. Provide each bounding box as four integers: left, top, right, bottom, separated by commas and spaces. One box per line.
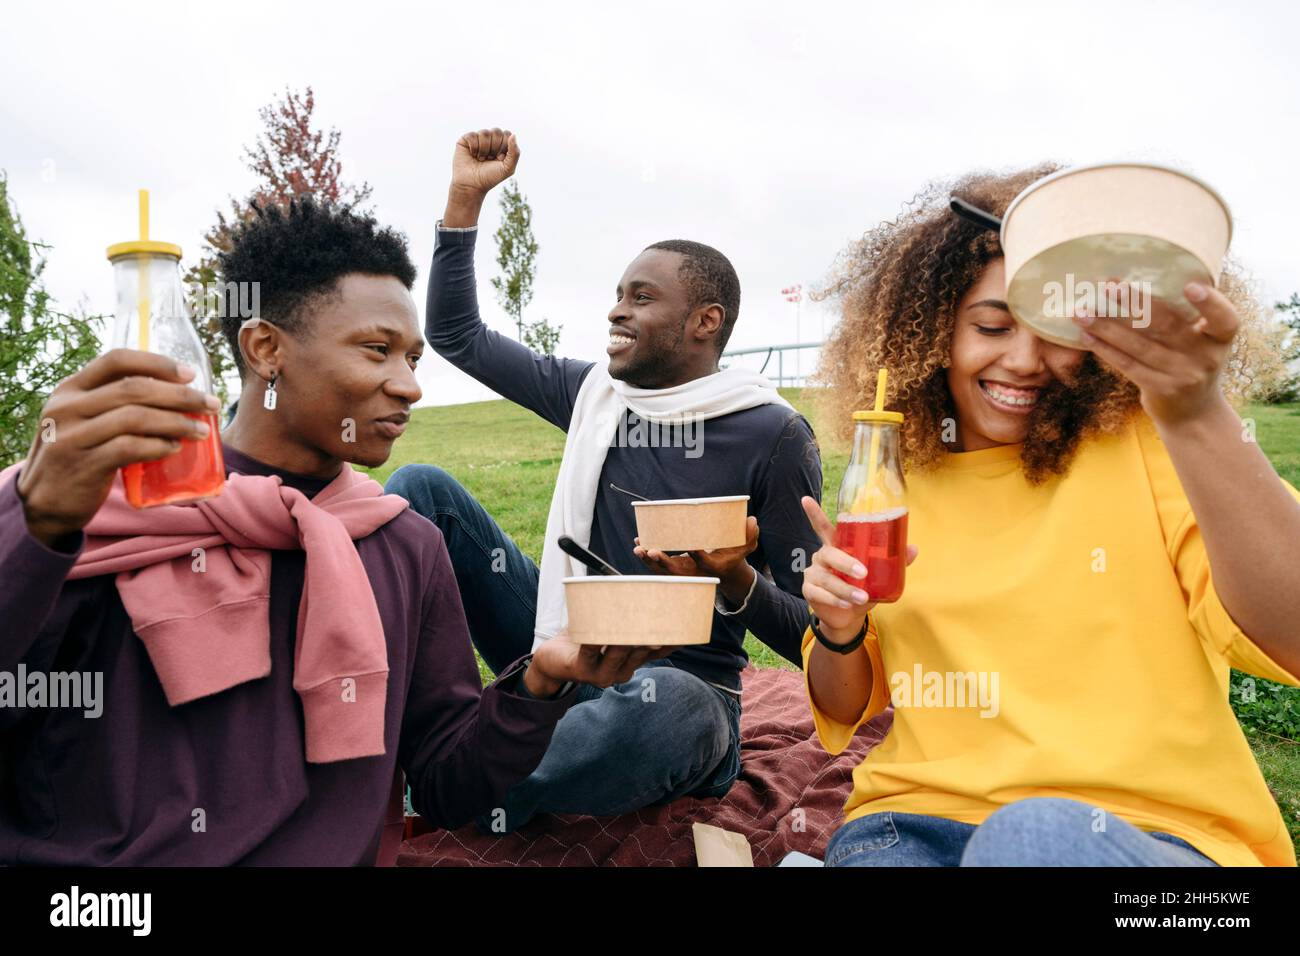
388, 128, 822, 832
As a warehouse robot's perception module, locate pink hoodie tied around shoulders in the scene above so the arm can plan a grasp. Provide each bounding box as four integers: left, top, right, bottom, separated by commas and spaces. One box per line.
4, 461, 408, 763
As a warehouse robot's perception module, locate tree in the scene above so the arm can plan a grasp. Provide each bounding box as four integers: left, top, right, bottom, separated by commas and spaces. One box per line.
188, 86, 374, 405
523, 317, 563, 356
210, 84, 373, 247
1270, 293, 1300, 404
183, 258, 231, 406
491, 179, 561, 355
491, 180, 540, 340
0, 172, 102, 468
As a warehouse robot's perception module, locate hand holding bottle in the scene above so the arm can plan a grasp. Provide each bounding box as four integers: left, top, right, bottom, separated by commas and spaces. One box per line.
16, 349, 219, 547
106, 189, 226, 508
800, 496, 919, 644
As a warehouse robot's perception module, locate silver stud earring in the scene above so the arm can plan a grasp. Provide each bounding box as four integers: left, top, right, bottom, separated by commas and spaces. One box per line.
263, 372, 278, 410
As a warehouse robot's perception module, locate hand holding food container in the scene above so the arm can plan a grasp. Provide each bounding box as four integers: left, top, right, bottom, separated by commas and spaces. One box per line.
952, 161, 1243, 426
106, 191, 225, 508
527, 623, 669, 696
630, 488, 759, 601
951, 161, 1233, 349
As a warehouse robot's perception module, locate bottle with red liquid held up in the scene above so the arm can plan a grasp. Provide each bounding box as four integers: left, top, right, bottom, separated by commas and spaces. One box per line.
107, 190, 225, 508
833, 406, 908, 603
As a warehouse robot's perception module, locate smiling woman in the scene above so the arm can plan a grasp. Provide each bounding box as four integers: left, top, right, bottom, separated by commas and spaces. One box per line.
799, 164, 1300, 868
945, 261, 1090, 451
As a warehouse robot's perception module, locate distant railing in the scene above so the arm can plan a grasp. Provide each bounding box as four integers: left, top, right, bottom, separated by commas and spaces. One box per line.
721, 342, 824, 389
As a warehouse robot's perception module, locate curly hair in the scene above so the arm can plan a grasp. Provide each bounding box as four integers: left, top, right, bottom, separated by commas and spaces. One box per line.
813, 164, 1278, 483
218, 197, 417, 377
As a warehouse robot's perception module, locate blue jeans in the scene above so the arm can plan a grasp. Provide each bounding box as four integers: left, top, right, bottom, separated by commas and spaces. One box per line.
825, 797, 1219, 866
386, 464, 743, 832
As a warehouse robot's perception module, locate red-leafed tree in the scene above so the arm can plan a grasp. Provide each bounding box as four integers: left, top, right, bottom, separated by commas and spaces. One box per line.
188, 86, 373, 404
208, 86, 373, 251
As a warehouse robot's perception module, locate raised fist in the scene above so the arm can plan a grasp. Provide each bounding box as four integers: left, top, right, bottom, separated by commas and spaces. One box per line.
450, 127, 520, 197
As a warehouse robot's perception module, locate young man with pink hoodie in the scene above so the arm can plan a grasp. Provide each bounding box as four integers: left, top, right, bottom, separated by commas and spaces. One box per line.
0, 199, 661, 865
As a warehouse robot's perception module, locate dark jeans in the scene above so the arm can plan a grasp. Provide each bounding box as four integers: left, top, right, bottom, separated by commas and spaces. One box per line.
386, 464, 742, 832
825, 797, 1219, 866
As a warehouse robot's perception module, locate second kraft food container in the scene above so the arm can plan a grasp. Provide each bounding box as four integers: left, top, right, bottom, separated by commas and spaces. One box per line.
1000, 162, 1232, 348
631, 495, 750, 551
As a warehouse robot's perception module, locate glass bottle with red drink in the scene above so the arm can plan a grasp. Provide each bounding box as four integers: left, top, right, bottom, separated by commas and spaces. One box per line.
833, 408, 908, 603
107, 190, 225, 508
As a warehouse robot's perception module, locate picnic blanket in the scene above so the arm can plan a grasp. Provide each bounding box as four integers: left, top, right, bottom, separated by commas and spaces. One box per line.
397, 665, 893, 867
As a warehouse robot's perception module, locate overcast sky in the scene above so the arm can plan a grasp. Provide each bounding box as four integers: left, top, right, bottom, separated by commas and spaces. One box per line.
2, 0, 1296, 406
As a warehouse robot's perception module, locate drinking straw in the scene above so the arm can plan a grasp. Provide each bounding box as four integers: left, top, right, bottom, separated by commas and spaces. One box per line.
137, 190, 150, 354
852, 368, 889, 514
865, 367, 887, 511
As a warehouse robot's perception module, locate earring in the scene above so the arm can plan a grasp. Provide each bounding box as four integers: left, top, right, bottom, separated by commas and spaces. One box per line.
263, 372, 278, 410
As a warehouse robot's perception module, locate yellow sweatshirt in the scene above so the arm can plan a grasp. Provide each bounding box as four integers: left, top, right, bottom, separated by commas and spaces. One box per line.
803, 414, 1300, 867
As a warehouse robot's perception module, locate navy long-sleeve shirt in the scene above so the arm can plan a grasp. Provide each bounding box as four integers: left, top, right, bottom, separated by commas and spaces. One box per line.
0, 445, 576, 865
428, 226, 823, 688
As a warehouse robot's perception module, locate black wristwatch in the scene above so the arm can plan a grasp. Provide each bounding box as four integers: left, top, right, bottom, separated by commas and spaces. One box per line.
810, 612, 868, 654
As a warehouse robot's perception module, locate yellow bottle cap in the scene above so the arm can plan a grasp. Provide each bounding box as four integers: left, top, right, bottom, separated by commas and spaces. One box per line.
852, 409, 904, 424
106, 240, 183, 261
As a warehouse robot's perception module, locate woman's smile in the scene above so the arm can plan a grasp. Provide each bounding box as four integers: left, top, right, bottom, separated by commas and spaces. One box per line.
978, 379, 1043, 414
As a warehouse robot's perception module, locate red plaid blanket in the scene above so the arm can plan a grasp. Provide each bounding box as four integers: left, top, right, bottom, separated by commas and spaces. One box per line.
398, 665, 892, 867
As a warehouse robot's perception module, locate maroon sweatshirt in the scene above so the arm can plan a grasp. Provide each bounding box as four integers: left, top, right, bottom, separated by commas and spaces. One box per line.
0, 445, 575, 865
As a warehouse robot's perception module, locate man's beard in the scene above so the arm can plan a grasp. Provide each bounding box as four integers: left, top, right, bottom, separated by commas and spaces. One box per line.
611, 314, 689, 389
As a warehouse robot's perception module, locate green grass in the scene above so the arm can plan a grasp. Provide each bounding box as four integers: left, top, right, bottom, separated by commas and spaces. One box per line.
1247, 733, 1300, 853
366, 398, 567, 559
369, 393, 1300, 855
1242, 403, 1300, 487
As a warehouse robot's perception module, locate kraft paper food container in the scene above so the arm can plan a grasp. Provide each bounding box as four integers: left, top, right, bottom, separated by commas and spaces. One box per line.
562, 575, 720, 645
1001, 162, 1232, 348
631, 495, 750, 551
